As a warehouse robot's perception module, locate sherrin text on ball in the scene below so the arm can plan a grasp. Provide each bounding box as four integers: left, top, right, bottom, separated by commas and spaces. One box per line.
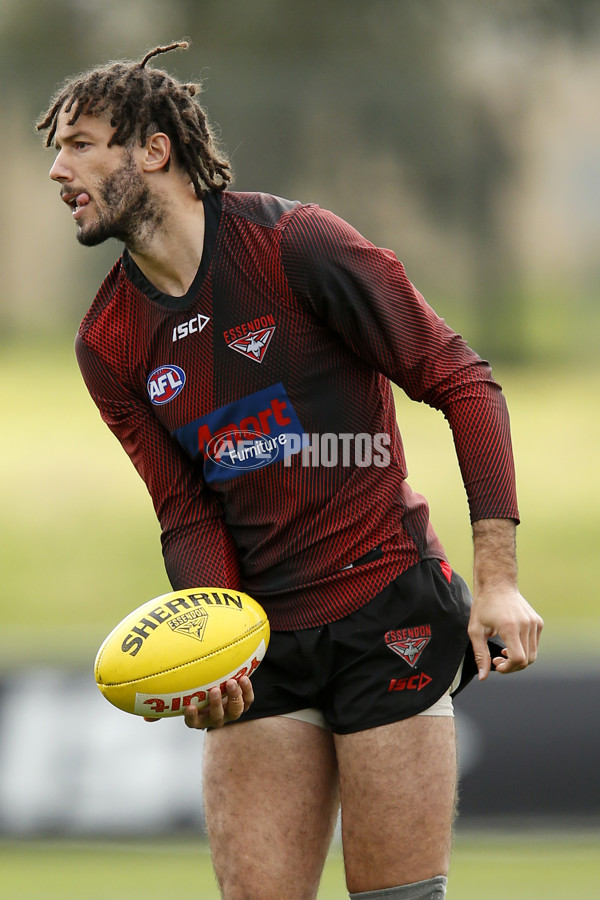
94, 588, 270, 717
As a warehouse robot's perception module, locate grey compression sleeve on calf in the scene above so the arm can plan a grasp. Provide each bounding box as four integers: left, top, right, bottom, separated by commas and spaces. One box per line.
349, 875, 447, 899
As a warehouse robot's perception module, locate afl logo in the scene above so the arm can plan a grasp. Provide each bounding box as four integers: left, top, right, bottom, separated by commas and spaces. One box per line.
147, 365, 186, 405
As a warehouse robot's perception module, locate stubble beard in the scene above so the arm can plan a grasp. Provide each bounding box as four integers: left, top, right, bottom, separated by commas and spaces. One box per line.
76, 150, 165, 252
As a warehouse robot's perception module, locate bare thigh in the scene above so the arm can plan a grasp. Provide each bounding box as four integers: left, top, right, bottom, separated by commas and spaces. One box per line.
203, 717, 340, 900
335, 716, 457, 894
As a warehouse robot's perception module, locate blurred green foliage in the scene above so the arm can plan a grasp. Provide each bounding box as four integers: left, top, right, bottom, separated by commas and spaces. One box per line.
2, 0, 599, 362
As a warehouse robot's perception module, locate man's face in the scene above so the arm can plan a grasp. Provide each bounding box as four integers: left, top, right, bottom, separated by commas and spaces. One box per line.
50, 106, 157, 248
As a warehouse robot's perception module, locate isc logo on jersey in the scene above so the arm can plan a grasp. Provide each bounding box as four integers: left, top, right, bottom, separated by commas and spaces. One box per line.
147, 365, 186, 405
173, 382, 305, 482
172, 314, 210, 343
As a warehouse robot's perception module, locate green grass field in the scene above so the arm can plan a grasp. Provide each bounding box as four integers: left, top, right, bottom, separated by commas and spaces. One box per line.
1, 341, 599, 896
1, 832, 598, 899
1, 339, 598, 665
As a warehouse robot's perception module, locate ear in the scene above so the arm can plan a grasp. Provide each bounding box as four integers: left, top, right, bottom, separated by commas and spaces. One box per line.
141, 132, 171, 173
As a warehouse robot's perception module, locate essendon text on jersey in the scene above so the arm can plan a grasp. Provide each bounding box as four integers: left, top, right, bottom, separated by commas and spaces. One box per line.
172, 382, 305, 483
224, 314, 276, 364
223, 314, 275, 345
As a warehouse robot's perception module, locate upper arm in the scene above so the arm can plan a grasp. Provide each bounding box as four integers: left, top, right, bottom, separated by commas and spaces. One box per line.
75, 335, 241, 587
280, 204, 487, 404
280, 207, 519, 523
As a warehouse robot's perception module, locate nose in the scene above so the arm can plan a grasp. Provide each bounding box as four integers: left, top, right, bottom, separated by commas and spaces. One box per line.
49, 149, 71, 183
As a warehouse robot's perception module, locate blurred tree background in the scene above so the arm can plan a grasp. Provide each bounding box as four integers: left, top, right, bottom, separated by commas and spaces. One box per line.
1, 0, 599, 363
1, 0, 599, 664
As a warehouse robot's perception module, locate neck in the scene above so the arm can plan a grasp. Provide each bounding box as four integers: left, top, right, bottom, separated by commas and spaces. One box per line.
127, 188, 206, 297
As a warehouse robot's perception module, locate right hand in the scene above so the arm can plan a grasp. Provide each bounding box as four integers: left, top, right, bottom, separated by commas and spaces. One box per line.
144, 675, 254, 728
185, 675, 254, 729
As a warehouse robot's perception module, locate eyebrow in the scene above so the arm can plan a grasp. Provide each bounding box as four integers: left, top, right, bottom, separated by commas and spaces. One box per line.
54, 131, 95, 150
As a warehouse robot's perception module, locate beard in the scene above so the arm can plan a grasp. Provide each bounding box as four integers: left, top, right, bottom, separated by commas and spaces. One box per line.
76, 150, 164, 250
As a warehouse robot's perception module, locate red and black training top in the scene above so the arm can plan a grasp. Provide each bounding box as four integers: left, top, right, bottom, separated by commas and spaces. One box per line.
75, 190, 518, 630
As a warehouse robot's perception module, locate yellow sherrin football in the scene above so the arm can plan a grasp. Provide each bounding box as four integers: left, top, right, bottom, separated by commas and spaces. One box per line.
94, 588, 270, 717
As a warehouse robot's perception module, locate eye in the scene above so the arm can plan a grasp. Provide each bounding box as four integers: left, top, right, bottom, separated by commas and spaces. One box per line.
74, 141, 91, 151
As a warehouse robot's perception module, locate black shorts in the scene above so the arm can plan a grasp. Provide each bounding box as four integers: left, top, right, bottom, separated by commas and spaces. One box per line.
237, 558, 484, 735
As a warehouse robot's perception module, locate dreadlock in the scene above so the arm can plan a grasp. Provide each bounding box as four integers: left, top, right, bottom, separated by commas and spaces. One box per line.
37, 41, 232, 198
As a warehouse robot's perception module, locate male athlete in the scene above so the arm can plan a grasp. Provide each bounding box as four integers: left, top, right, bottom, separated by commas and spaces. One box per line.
39, 42, 543, 900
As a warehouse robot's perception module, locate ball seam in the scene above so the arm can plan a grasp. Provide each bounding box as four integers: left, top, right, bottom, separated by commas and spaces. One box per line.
96, 620, 268, 687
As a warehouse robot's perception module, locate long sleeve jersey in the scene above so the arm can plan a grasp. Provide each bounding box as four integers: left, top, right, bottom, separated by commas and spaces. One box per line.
75, 190, 518, 630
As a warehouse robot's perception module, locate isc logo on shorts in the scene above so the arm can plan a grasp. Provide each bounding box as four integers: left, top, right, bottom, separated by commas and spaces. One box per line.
173, 382, 305, 482
388, 672, 433, 692
147, 365, 186, 405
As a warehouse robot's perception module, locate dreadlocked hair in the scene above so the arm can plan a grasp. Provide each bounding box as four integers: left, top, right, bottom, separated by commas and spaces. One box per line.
37, 41, 232, 197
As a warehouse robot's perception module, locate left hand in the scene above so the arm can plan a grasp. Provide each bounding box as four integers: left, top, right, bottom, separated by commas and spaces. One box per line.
468, 584, 543, 681
470, 519, 543, 681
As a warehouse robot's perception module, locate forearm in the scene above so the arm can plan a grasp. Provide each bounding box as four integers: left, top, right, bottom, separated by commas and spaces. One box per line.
444, 383, 520, 524
469, 518, 543, 678
472, 517, 518, 592
162, 516, 241, 591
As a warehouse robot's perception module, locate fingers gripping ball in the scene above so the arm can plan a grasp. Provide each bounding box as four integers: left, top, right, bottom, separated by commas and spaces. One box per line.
94, 588, 270, 718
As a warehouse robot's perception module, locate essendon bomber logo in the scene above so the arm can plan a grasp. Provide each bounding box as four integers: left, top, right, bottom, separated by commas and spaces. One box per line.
224, 315, 276, 363
168, 608, 208, 643
385, 624, 432, 668
147, 365, 186, 405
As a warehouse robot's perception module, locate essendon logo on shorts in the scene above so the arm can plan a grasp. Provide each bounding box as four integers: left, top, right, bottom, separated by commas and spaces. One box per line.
385, 624, 431, 668
172, 382, 305, 482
